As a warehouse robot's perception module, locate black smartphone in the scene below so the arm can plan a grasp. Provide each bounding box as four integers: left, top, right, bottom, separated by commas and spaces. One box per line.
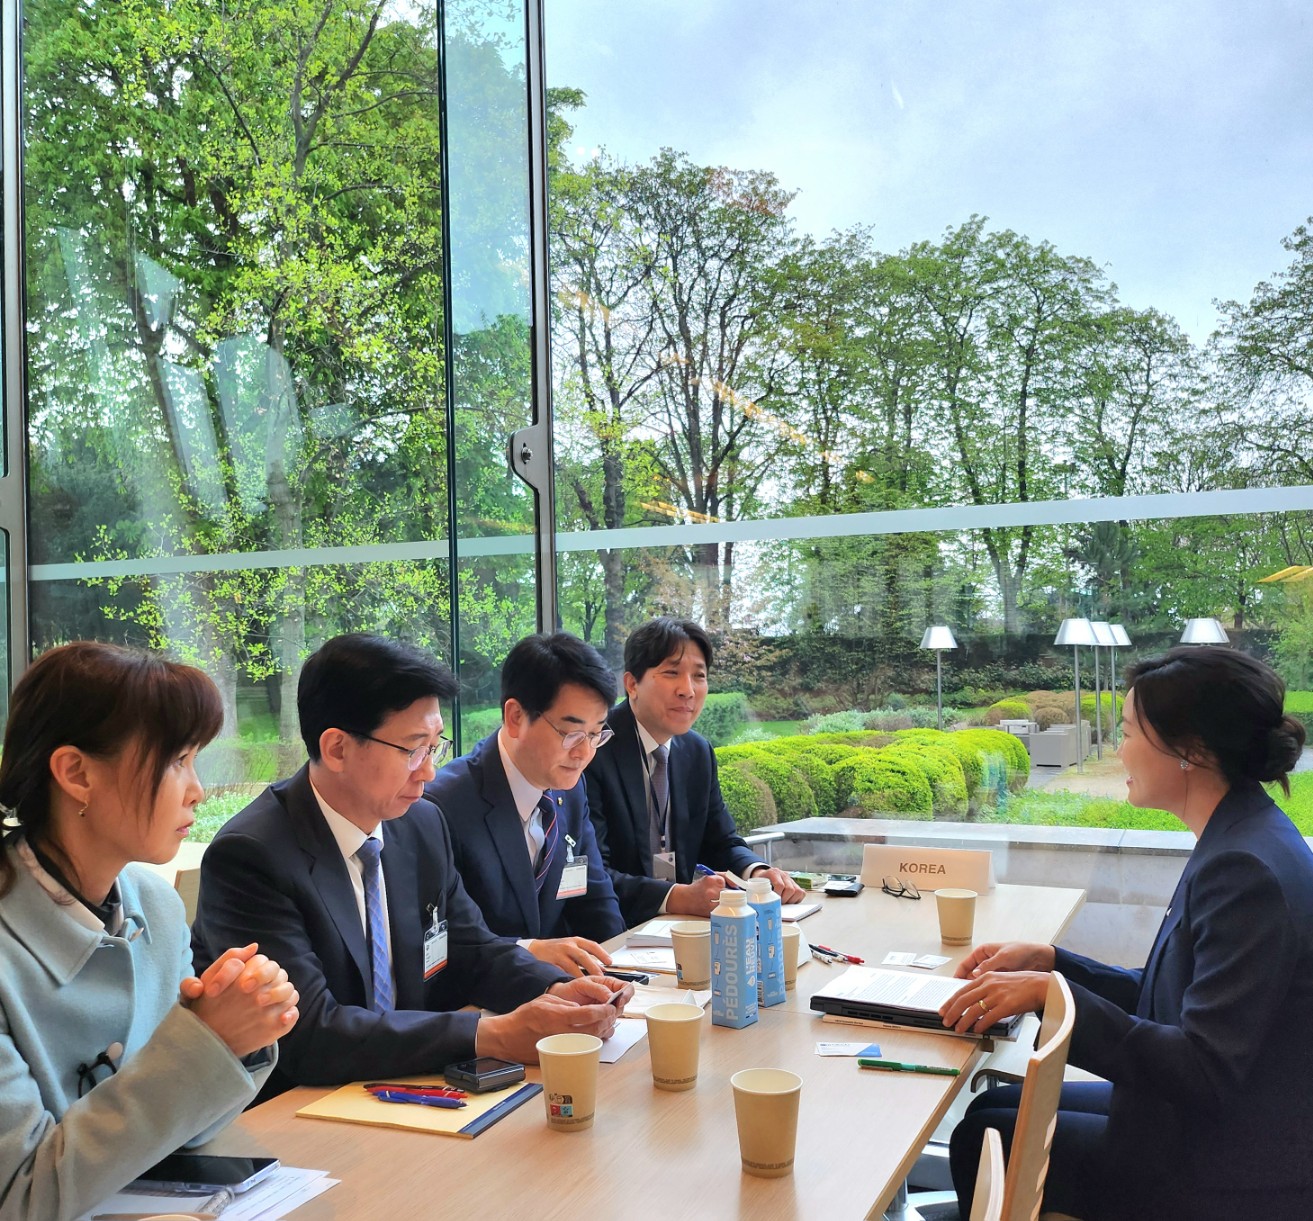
823, 879, 864, 897
127, 1153, 279, 1193
444, 1056, 526, 1092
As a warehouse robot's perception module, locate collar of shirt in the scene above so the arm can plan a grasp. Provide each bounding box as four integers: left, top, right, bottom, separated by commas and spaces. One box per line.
16, 837, 122, 935
310, 779, 385, 862
497, 728, 548, 823
634, 716, 672, 758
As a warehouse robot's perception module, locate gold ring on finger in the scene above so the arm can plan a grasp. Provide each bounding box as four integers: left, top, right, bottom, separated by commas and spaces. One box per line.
978, 999, 989, 1013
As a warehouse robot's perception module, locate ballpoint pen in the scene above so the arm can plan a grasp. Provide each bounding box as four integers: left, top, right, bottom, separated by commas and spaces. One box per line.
695, 863, 741, 888
603, 968, 651, 984
813, 943, 864, 964
364, 1082, 468, 1097
858, 1058, 960, 1078
371, 1089, 467, 1108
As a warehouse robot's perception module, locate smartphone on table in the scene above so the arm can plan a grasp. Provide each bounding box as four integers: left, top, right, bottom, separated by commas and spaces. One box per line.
127, 1153, 279, 1194
443, 1056, 526, 1092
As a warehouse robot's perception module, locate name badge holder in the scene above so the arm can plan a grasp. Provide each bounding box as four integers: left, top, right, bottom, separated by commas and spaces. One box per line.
557, 832, 589, 899
423, 906, 449, 979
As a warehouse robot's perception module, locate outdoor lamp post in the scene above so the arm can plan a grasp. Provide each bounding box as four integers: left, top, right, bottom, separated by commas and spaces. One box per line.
1180, 617, 1230, 645
1091, 621, 1117, 760
1054, 617, 1097, 773
1108, 624, 1132, 748
920, 625, 958, 731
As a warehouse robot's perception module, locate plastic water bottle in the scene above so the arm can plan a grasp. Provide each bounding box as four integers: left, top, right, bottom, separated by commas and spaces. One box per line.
711, 889, 758, 1029
746, 877, 786, 1007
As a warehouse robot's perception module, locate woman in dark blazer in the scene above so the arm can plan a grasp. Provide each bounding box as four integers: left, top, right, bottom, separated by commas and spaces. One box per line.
940, 646, 1312, 1221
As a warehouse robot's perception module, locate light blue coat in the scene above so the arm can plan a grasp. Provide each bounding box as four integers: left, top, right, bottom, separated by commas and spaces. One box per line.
0, 842, 274, 1221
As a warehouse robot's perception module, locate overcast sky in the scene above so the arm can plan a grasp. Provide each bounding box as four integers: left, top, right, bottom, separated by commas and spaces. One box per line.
544, 0, 1312, 343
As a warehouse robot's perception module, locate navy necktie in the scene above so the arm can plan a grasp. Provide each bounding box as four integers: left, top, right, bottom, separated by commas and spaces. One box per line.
533, 794, 559, 893
356, 838, 394, 1013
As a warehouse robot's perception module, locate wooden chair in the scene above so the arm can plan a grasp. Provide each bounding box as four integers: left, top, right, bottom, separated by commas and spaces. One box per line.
1007, 971, 1077, 1221
174, 865, 203, 925
969, 1127, 1006, 1221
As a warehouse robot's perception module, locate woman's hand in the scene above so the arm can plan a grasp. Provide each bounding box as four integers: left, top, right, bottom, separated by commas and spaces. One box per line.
954, 941, 1056, 979
183, 943, 299, 1057
939, 970, 1050, 1035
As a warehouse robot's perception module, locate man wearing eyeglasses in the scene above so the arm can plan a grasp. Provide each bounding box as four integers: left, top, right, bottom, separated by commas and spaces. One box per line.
426, 633, 626, 978
192, 633, 628, 1101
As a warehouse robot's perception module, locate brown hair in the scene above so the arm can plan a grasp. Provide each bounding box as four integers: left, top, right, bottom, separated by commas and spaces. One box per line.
0, 642, 223, 896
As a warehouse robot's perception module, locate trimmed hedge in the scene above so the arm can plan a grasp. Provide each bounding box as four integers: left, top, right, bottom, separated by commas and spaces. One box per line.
985, 699, 1030, 725
718, 759, 777, 834
882, 742, 968, 818
713, 746, 818, 824
894, 729, 985, 798
697, 692, 749, 746
833, 752, 934, 819
760, 739, 840, 817
955, 728, 1030, 792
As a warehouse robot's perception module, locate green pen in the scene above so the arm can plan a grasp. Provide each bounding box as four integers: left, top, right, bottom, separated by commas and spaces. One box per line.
858, 1058, 960, 1078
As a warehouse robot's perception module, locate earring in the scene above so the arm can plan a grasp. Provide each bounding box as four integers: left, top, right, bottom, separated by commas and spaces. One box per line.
1179, 760, 1189, 771
77, 803, 88, 818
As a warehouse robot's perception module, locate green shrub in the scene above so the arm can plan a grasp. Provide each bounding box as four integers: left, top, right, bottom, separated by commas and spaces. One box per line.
804, 709, 867, 734
985, 699, 1030, 725
717, 759, 777, 834
1285, 691, 1313, 733
833, 752, 934, 819
763, 747, 839, 817
770, 736, 861, 767
894, 729, 985, 799
955, 728, 1030, 792
697, 692, 749, 746
461, 707, 503, 742
714, 747, 818, 824
1032, 704, 1067, 730
881, 743, 969, 818
191, 791, 257, 842
807, 730, 897, 750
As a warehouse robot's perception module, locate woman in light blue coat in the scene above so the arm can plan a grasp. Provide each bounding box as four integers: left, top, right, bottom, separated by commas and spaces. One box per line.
0, 642, 301, 1221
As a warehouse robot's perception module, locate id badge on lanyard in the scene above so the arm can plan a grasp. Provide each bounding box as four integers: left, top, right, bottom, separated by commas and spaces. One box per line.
423, 906, 449, 979
557, 832, 589, 898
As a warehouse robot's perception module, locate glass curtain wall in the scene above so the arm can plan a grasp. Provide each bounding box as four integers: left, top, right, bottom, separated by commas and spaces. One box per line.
543, 1, 1313, 829
20, 0, 456, 789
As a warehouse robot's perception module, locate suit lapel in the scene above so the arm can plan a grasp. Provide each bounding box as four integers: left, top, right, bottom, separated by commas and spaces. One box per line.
474, 738, 541, 936
613, 702, 654, 873
284, 768, 373, 998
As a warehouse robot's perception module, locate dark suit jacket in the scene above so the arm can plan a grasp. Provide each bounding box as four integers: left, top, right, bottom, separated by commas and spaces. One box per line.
584, 700, 764, 925
1053, 782, 1313, 1216
191, 766, 566, 1099
425, 733, 625, 944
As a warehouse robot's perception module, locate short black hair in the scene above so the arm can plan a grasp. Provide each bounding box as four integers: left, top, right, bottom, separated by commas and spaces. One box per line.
623, 617, 713, 683
298, 634, 458, 761
1127, 646, 1305, 795
500, 632, 616, 719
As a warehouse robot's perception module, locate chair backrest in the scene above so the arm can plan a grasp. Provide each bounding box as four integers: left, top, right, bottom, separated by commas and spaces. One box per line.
174, 865, 203, 925
1001, 972, 1075, 1221
970, 1126, 1006, 1221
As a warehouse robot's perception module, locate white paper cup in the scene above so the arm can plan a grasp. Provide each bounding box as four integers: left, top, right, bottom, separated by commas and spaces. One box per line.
936, 887, 978, 946
645, 1001, 704, 1091
536, 1033, 603, 1131
670, 920, 712, 989
782, 925, 801, 990
731, 1067, 802, 1177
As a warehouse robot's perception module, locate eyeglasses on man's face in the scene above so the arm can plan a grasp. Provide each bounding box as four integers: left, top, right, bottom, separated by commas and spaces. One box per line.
353, 732, 453, 771
540, 714, 615, 752
881, 875, 920, 900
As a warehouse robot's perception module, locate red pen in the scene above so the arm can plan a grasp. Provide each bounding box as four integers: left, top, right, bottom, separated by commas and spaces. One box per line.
813, 944, 864, 964
364, 1082, 468, 1099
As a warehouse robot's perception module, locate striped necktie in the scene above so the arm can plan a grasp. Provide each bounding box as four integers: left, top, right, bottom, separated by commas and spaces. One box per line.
533, 794, 560, 894
356, 838, 394, 1013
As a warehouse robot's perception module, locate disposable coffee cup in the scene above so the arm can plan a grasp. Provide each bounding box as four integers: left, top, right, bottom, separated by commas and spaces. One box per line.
936, 888, 978, 946
536, 1033, 603, 1131
731, 1067, 802, 1178
645, 1001, 704, 1091
782, 925, 801, 990
670, 921, 712, 989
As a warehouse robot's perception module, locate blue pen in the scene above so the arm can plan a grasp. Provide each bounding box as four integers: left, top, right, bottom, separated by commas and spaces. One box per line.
695, 863, 741, 889
372, 1089, 466, 1109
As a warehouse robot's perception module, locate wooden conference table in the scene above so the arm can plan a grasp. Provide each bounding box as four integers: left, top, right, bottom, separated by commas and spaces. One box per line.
221, 883, 1084, 1220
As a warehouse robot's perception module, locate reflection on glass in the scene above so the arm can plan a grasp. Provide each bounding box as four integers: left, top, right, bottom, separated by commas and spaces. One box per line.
24, 2, 451, 769
442, 0, 539, 740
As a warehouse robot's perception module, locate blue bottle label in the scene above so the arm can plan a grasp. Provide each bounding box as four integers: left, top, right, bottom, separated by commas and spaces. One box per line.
711, 910, 759, 1029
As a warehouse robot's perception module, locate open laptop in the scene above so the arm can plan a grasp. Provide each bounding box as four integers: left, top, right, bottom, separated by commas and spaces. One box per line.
809, 966, 1021, 1039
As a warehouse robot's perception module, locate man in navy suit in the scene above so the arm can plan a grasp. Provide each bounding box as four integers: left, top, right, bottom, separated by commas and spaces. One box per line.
584, 617, 805, 926
192, 634, 628, 1099
427, 633, 627, 977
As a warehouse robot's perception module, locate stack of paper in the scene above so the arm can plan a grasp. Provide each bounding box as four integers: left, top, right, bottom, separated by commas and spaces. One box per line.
80, 1166, 337, 1220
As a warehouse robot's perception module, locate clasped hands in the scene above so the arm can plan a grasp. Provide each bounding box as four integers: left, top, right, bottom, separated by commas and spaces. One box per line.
938, 941, 1056, 1035
180, 943, 300, 1058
